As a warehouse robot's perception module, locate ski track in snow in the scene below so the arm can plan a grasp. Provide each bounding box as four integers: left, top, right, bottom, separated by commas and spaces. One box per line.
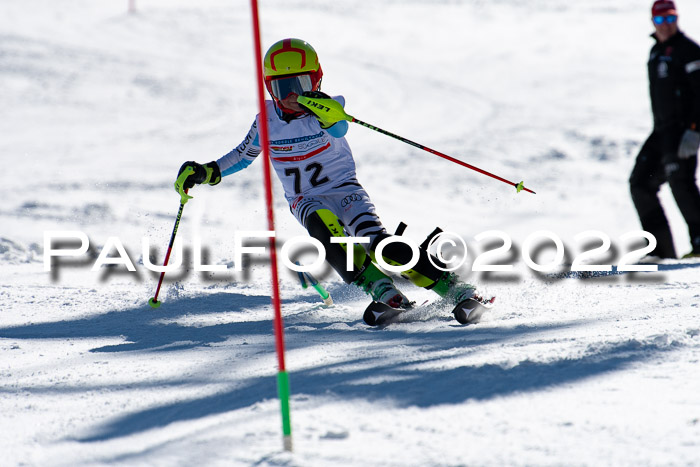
2, 0, 700, 466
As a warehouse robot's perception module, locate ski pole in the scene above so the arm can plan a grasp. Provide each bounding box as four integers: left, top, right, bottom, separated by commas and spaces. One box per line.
148, 167, 194, 308
295, 262, 334, 306
304, 271, 333, 306
298, 95, 535, 194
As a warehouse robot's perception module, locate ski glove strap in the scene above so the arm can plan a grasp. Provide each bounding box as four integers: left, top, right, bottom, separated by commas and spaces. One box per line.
203, 161, 222, 185
678, 129, 700, 159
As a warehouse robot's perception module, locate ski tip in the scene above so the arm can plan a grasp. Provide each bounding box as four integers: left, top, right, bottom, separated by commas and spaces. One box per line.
363, 301, 405, 326
148, 298, 161, 308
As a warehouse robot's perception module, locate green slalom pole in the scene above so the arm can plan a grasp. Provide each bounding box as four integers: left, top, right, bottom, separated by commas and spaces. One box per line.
277, 370, 292, 450
297, 95, 536, 194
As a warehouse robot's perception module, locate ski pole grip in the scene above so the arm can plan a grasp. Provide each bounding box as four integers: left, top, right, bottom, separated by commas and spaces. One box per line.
297, 96, 353, 125
175, 166, 196, 204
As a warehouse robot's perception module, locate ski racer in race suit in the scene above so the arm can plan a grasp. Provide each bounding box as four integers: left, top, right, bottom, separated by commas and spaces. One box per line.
174, 38, 481, 311
630, 0, 700, 258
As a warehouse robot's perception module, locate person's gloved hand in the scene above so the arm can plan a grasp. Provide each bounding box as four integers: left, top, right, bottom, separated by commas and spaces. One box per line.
174, 161, 221, 202
678, 129, 700, 159
301, 91, 337, 129
302, 90, 331, 100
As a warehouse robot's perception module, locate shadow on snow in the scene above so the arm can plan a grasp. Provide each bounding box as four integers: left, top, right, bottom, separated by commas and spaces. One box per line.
0, 292, 274, 352
0, 292, 675, 444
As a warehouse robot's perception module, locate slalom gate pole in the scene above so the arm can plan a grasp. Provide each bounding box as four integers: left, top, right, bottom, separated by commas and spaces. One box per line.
148, 169, 194, 308
297, 95, 536, 194
249, 0, 292, 452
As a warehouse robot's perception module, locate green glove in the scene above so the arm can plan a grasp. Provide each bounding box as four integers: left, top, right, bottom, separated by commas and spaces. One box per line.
174, 161, 221, 203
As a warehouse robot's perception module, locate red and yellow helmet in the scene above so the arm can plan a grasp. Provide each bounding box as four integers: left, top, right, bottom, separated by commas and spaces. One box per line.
263, 39, 323, 114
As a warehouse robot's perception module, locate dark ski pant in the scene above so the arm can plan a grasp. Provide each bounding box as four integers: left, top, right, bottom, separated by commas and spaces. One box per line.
305, 209, 445, 287
629, 128, 700, 258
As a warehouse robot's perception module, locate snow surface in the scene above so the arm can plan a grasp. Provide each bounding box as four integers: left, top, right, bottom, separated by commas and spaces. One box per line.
2, 0, 700, 465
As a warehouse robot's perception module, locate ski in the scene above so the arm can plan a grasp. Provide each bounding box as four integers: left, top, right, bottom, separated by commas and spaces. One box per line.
362, 296, 495, 326
451, 295, 496, 324
362, 301, 412, 326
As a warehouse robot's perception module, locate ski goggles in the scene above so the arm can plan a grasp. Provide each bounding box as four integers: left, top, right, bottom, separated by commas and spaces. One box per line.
653, 14, 677, 24
269, 74, 314, 100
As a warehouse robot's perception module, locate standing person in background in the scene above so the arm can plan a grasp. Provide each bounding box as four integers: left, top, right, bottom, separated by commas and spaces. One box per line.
630, 0, 700, 259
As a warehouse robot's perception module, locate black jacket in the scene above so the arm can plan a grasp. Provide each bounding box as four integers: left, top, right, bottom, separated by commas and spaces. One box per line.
648, 31, 700, 130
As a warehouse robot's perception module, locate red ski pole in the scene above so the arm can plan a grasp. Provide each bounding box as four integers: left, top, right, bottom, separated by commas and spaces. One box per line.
148, 167, 194, 308
298, 95, 536, 194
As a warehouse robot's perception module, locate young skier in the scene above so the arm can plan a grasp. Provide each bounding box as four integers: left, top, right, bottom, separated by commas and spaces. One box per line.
174, 38, 491, 324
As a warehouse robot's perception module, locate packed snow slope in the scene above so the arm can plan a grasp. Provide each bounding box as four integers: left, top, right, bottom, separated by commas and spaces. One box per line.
2, 0, 700, 466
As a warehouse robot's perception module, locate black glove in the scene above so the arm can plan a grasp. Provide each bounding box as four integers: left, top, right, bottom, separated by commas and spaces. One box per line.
301, 91, 337, 129
302, 90, 331, 100
174, 161, 221, 193
678, 129, 700, 159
